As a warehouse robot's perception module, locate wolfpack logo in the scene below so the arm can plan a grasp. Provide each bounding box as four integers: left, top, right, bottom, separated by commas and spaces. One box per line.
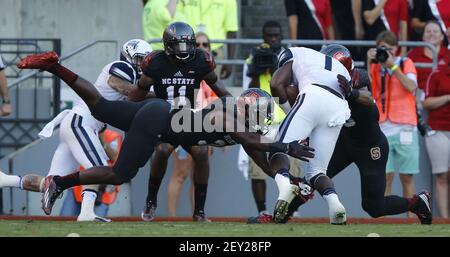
370, 147, 381, 160
162, 78, 195, 85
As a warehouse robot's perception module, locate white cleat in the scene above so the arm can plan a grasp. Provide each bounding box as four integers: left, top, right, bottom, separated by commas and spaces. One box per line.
273, 174, 300, 223
77, 213, 112, 222
329, 202, 347, 225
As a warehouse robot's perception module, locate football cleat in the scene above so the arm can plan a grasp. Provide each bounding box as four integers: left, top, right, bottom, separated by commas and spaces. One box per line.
141, 200, 157, 221
273, 173, 300, 223
411, 191, 432, 225
329, 202, 347, 225
17, 51, 59, 70
193, 210, 211, 222
247, 211, 273, 224
77, 214, 112, 222
41, 176, 63, 215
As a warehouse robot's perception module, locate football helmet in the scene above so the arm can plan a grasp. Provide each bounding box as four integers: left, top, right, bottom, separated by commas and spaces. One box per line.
237, 88, 273, 135
162, 22, 196, 62
320, 44, 354, 73
121, 39, 152, 73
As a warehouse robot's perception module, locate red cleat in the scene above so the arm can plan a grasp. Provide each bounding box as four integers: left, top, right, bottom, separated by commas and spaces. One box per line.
247, 212, 273, 224
17, 51, 59, 70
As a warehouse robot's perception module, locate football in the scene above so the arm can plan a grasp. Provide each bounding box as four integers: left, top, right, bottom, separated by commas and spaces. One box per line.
286, 85, 299, 105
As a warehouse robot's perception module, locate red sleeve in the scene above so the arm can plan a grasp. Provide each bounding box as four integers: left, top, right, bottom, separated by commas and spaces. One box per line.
324, 0, 333, 27
399, 0, 408, 21
425, 71, 439, 97
141, 50, 163, 77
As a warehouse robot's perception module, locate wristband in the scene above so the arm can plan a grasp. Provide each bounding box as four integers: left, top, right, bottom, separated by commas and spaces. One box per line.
390, 64, 399, 72
268, 142, 288, 153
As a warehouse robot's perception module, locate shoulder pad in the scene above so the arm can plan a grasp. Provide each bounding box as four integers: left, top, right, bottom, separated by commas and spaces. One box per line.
277, 48, 293, 68
141, 50, 165, 72
199, 48, 216, 72
109, 61, 136, 84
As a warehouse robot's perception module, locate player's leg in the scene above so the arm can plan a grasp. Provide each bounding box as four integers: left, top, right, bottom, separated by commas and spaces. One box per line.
141, 143, 175, 221
17, 52, 148, 132
185, 145, 211, 222
167, 149, 193, 217
42, 100, 171, 215
308, 123, 347, 224
271, 93, 313, 223
62, 114, 111, 222
357, 135, 431, 224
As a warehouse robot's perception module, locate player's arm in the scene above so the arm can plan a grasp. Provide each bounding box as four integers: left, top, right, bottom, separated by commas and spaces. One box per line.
242, 146, 274, 178
220, 111, 314, 161
271, 50, 294, 113
128, 73, 155, 101
203, 71, 232, 97
108, 75, 134, 96
201, 49, 232, 97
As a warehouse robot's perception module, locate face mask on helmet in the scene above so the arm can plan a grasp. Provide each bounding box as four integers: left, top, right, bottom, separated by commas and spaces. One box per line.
237, 89, 273, 135
165, 39, 196, 62
121, 39, 152, 74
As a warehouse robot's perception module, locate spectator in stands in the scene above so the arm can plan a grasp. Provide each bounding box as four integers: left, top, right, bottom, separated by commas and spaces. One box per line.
142, 0, 184, 50
166, 32, 217, 217
422, 58, 450, 218
0, 54, 11, 116
410, 0, 450, 43
361, 0, 409, 55
367, 31, 419, 217
177, 0, 239, 80
408, 20, 449, 90
241, 21, 302, 223
60, 129, 122, 218
284, 0, 335, 51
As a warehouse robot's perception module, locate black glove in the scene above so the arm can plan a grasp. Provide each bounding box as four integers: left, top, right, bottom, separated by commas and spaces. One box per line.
337, 74, 352, 97
286, 141, 315, 162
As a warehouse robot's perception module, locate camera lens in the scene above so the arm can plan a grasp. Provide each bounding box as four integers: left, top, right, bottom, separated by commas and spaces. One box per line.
375, 47, 389, 63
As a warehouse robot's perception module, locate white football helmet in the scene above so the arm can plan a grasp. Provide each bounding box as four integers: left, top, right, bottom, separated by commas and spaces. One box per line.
121, 39, 152, 73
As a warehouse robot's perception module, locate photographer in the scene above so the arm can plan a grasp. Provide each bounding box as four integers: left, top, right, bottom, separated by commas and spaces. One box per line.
240, 21, 302, 223
367, 31, 420, 217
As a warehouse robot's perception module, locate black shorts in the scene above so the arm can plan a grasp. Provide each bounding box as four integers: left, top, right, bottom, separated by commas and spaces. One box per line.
92, 97, 171, 182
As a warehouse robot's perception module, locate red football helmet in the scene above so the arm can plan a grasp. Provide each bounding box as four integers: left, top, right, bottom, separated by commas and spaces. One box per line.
320, 44, 354, 73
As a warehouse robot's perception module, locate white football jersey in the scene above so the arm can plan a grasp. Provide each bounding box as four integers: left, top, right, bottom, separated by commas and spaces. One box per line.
72, 60, 137, 118
286, 47, 351, 95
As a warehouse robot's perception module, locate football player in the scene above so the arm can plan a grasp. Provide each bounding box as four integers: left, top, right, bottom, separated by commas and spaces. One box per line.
0, 39, 151, 221
270, 45, 352, 224
15, 49, 315, 216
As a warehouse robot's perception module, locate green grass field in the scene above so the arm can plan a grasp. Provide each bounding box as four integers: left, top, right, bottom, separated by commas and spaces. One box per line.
1, 220, 449, 237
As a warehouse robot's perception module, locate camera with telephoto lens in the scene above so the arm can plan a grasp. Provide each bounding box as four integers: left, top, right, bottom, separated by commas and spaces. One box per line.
372, 46, 389, 63
247, 43, 278, 77
417, 110, 436, 137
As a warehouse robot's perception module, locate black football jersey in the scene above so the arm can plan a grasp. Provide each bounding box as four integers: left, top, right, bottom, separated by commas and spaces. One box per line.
141, 49, 215, 108
161, 97, 238, 147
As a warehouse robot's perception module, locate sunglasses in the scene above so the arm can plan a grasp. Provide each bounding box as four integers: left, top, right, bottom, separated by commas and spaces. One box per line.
196, 42, 210, 47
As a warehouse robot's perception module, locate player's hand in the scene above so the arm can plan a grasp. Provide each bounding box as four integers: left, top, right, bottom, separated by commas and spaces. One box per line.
286, 140, 315, 162
337, 74, 352, 97
356, 89, 375, 106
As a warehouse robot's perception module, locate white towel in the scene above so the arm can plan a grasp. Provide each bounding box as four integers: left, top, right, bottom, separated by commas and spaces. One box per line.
38, 110, 71, 139
237, 146, 249, 180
